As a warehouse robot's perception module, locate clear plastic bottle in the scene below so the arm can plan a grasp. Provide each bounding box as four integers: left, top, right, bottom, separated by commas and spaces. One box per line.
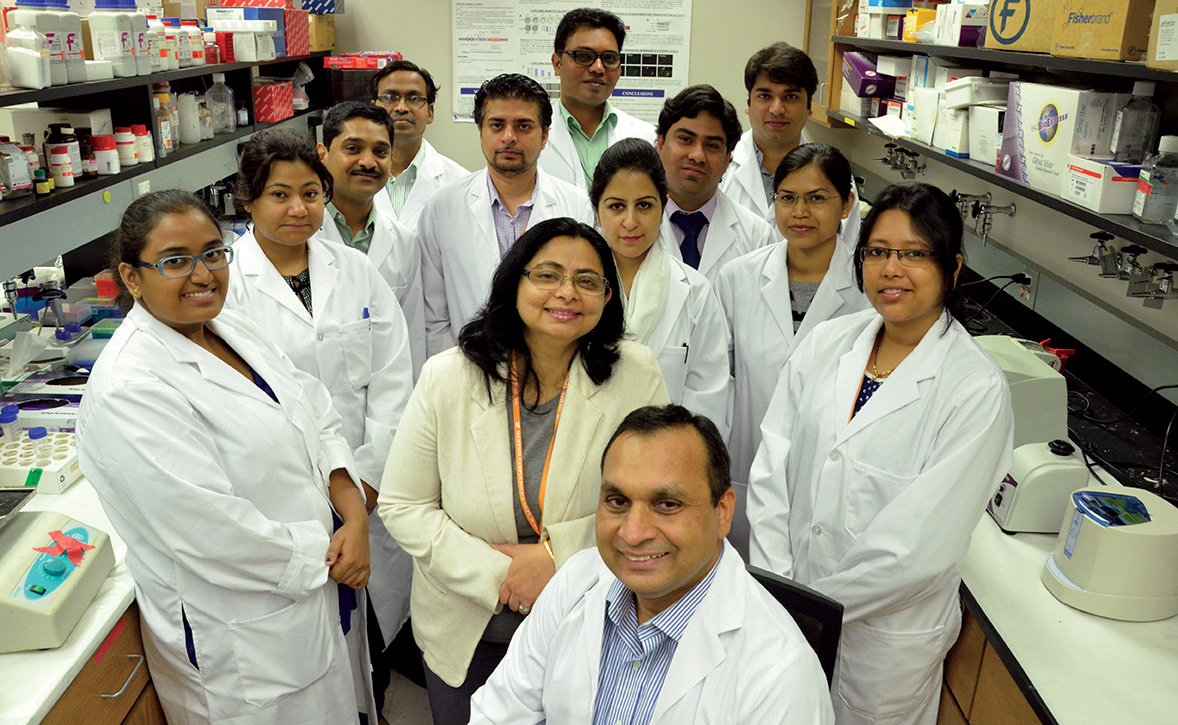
1111, 81, 1161, 164
0, 405, 20, 442
89, 0, 136, 78
4, 17, 52, 89
206, 72, 236, 134
153, 96, 171, 157
28, 427, 52, 459
198, 97, 214, 140
1132, 136, 1178, 225
203, 28, 220, 65
10, 0, 65, 86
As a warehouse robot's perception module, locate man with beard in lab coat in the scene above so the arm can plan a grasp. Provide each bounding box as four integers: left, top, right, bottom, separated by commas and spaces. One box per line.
538, 7, 657, 190
656, 85, 778, 286
417, 73, 593, 357
468, 405, 834, 725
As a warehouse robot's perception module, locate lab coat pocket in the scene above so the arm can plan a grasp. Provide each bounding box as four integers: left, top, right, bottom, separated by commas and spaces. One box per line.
339, 318, 373, 390
228, 593, 335, 707
657, 345, 689, 403
845, 460, 916, 537
836, 620, 944, 721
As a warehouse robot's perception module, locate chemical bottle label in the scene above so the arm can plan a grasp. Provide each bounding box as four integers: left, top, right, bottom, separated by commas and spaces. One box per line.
64, 32, 83, 61
43, 31, 64, 61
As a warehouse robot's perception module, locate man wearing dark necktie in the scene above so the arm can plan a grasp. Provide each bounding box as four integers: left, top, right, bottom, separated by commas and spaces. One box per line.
655, 85, 778, 285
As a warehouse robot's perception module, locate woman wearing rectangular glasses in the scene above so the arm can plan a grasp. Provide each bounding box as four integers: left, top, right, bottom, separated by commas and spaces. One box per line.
748, 183, 1014, 725
222, 127, 416, 723
377, 217, 666, 725
76, 189, 371, 724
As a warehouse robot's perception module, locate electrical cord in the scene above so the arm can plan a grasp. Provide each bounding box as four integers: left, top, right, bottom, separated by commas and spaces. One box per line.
1081, 383, 1178, 425
962, 273, 1033, 288
1067, 391, 1091, 416
1158, 406, 1178, 491
965, 279, 1020, 324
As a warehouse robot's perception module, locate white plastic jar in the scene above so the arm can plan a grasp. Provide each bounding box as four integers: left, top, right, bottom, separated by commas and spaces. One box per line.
146, 15, 177, 71
122, 0, 151, 76
167, 20, 194, 67
132, 124, 154, 163
113, 126, 138, 166
47, 0, 85, 83
91, 135, 120, 174
48, 145, 74, 187
181, 20, 205, 65
88, 0, 136, 78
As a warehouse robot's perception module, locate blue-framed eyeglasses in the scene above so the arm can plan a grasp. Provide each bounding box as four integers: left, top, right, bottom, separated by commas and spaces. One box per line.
132, 246, 235, 278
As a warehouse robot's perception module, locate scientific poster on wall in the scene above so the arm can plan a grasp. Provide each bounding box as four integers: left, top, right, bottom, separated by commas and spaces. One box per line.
452, 0, 692, 123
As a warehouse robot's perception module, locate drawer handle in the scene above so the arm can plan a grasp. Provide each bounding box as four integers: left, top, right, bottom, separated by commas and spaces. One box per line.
100, 654, 144, 699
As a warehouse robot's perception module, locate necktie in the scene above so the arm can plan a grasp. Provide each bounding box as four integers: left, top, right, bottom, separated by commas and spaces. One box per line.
672, 211, 708, 269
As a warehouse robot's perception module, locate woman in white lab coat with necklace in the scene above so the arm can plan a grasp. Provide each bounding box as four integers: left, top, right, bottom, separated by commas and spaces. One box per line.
222, 128, 415, 724
590, 138, 730, 435
77, 190, 370, 725
748, 183, 1014, 725
716, 144, 869, 558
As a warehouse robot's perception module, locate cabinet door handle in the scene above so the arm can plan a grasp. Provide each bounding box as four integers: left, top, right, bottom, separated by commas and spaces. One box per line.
100, 653, 144, 699
817, 82, 829, 109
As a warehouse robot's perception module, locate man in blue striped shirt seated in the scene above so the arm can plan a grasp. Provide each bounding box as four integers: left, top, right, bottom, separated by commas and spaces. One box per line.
470, 405, 834, 724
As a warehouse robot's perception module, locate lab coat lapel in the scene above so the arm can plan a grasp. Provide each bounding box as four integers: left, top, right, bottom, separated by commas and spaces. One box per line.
794, 245, 859, 342
697, 195, 739, 279
470, 171, 502, 272
760, 245, 795, 344
644, 264, 689, 352
237, 232, 314, 325
468, 379, 519, 543
831, 317, 883, 441
306, 238, 339, 314
734, 143, 770, 218
651, 542, 742, 720
366, 215, 395, 272
545, 121, 580, 187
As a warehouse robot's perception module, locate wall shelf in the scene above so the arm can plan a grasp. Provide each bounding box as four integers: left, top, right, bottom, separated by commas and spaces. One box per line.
827, 109, 1178, 260
831, 36, 1178, 84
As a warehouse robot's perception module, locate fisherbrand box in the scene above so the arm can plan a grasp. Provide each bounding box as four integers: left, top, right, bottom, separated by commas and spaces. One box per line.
1051, 0, 1155, 61
985, 0, 1056, 53
996, 82, 1128, 196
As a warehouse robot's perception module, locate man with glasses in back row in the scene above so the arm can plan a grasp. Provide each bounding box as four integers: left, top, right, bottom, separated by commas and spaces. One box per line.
370, 60, 469, 231
539, 8, 657, 192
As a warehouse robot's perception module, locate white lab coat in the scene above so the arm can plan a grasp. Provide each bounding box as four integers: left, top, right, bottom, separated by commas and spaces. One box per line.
538, 105, 657, 191
373, 138, 469, 231
747, 309, 1014, 725
225, 232, 416, 655
641, 257, 732, 438
715, 239, 870, 559
314, 206, 427, 378
660, 189, 779, 286
418, 167, 594, 356
77, 306, 362, 725
468, 542, 834, 724
717, 130, 863, 249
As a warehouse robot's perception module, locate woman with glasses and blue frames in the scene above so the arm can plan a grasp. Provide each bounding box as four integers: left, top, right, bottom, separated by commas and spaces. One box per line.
222, 127, 415, 724
589, 138, 730, 438
76, 189, 371, 724
748, 183, 1014, 725
378, 217, 666, 724
715, 143, 869, 559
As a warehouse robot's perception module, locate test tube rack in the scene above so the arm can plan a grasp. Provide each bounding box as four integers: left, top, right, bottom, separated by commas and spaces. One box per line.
0, 431, 81, 495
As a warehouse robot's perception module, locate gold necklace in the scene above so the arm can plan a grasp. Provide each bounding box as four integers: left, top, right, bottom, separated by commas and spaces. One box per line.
870, 332, 895, 380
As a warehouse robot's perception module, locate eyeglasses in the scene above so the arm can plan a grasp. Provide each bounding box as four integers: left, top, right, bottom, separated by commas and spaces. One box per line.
523, 268, 610, 295
773, 192, 840, 207
375, 93, 429, 108
859, 247, 937, 268
558, 49, 622, 70
133, 246, 235, 278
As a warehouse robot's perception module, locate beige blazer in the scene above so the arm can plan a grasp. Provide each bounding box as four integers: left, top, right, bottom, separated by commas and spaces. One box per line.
377, 340, 668, 686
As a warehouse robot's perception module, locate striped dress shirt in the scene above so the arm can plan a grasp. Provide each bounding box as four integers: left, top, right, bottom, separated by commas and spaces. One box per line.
592, 549, 724, 725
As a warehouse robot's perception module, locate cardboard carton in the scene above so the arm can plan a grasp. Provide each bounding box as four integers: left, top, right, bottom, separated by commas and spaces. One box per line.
1147, 0, 1178, 70
969, 104, 1006, 167
986, 0, 1056, 53
1051, 0, 1155, 61
1064, 155, 1145, 213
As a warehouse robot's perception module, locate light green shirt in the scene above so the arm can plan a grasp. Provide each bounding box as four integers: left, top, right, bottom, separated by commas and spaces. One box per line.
560, 100, 619, 188
385, 144, 424, 219
326, 202, 379, 254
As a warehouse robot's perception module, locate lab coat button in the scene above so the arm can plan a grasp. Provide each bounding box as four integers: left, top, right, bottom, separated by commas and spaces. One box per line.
316, 333, 325, 341
828, 451, 840, 462
812, 525, 822, 536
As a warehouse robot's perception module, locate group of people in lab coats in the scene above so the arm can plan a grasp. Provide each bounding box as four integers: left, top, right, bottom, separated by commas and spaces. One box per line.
74, 7, 1015, 725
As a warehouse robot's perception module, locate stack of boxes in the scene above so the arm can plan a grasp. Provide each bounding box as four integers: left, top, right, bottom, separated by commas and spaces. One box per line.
204, 0, 332, 58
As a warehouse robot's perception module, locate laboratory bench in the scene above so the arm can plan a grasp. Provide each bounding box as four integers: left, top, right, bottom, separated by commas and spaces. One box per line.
0, 480, 164, 725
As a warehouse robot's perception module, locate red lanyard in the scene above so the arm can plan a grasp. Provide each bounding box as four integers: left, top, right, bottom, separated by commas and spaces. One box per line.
510, 359, 569, 537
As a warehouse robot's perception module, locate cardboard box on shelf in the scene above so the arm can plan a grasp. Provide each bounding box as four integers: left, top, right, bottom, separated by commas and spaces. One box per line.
935, 2, 988, 46
969, 103, 1005, 167
876, 54, 909, 77
0, 107, 114, 144
910, 54, 933, 88
253, 79, 294, 122
840, 83, 887, 117
301, 0, 334, 12
904, 7, 938, 41
985, 0, 1055, 53
162, 0, 197, 17
1051, 0, 1155, 61
208, 6, 285, 27
1147, 0, 1178, 70
308, 12, 334, 51
284, 8, 309, 55
1064, 155, 1145, 213
932, 99, 970, 157
996, 82, 1130, 195
907, 87, 942, 144
843, 52, 896, 97
323, 52, 402, 69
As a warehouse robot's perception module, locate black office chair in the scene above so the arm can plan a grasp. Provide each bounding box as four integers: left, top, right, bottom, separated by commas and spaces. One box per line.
748, 565, 843, 685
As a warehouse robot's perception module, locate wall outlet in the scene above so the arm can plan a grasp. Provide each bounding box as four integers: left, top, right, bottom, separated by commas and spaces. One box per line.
1016, 267, 1038, 307
136, 179, 151, 197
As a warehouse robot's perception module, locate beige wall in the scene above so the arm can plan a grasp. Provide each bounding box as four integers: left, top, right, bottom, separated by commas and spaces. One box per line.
335, 0, 808, 170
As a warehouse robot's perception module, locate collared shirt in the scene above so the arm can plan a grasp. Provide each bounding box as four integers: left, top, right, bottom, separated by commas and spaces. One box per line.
561, 100, 619, 188
385, 143, 424, 219
487, 174, 536, 258
754, 144, 777, 207
665, 194, 720, 260
592, 548, 724, 725
326, 202, 379, 254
